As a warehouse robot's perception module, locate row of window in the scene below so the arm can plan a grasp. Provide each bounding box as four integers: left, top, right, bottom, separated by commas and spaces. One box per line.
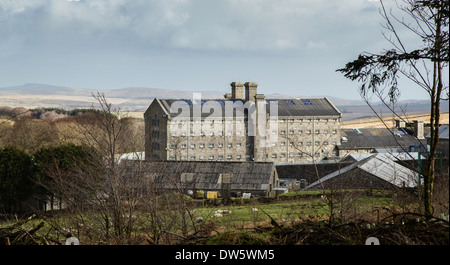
171, 129, 338, 137
171, 142, 250, 149
269, 152, 329, 158
170, 154, 248, 161
279, 129, 338, 135
167, 140, 338, 150
169, 151, 330, 161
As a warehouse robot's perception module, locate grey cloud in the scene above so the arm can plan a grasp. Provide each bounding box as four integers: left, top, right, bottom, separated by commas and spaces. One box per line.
0, 0, 385, 53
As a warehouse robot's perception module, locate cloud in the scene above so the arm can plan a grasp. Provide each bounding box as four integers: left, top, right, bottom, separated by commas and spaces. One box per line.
0, 0, 385, 54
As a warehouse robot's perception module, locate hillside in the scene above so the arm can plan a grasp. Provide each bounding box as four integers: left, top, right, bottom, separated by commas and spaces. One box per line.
1, 83, 447, 121
341, 113, 450, 128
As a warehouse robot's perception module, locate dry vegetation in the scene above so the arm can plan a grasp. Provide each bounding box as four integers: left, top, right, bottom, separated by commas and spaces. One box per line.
341, 112, 449, 129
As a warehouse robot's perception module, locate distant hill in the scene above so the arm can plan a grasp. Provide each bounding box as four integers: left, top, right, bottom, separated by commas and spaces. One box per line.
1, 83, 446, 121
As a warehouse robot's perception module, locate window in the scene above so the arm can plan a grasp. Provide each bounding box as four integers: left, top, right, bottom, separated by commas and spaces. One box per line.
199, 143, 205, 148
323, 129, 329, 134
315, 130, 320, 134
219, 173, 232, 184
199, 155, 204, 160
298, 153, 303, 157
181, 173, 194, 182
306, 141, 312, 146
227, 154, 232, 159
332, 141, 337, 145
236, 143, 242, 147
190, 144, 196, 148
170, 144, 177, 149
289, 130, 294, 134
332, 130, 337, 134
285, 100, 296, 105
280, 153, 286, 158
218, 155, 224, 160
271, 142, 277, 147
209, 155, 214, 160
280, 130, 286, 135
236, 155, 242, 159
190, 156, 196, 160
289, 153, 295, 157
289, 119, 294, 123
298, 141, 303, 146
181, 144, 187, 149
315, 141, 320, 146
323, 141, 329, 145
227, 143, 233, 148
298, 130, 303, 134
302, 99, 312, 105
219, 143, 223, 148
152, 142, 160, 150
271, 154, 277, 158
209, 143, 214, 148
307, 130, 312, 134
281, 142, 286, 146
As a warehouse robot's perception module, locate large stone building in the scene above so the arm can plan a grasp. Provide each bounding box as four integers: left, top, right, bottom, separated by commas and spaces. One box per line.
144, 82, 342, 163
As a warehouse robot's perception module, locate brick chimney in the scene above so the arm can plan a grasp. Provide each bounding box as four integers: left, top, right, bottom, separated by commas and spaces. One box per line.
245, 82, 258, 102
413, 120, 424, 139
231, 82, 244, 100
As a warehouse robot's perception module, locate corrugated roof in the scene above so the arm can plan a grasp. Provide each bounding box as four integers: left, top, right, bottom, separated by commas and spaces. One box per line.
157, 98, 341, 118
304, 154, 418, 189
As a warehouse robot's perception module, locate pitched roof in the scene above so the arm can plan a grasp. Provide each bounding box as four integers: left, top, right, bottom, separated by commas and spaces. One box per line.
156, 98, 341, 118
128, 161, 276, 191
426, 124, 449, 140
304, 154, 418, 189
339, 128, 426, 150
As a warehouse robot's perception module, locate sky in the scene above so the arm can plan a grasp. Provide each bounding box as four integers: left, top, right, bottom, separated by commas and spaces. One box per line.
0, 0, 437, 100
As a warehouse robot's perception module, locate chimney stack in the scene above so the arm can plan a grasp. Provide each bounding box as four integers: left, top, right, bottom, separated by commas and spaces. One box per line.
395, 119, 405, 128
245, 82, 258, 102
413, 120, 424, 139
231, 82, 244, 100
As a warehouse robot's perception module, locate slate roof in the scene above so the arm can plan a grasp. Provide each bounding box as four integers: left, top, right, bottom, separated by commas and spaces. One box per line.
426, 124, 449, 140
339, 128, 427, 150
157, 98, 341, 118
128, 161, 277, 192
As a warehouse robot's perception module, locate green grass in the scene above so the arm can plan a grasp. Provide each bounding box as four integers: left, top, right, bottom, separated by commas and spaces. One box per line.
0, 193, 396, 245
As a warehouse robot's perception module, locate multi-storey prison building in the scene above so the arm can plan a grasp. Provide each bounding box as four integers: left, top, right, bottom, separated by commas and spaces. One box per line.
144, 82, 342, 163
